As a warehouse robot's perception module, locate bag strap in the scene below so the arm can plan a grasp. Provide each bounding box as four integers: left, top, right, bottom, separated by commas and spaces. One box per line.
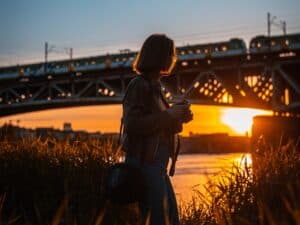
139, 74, 155, 165
169, 135, 180, 176
140, 74, 155, 111
117, 118, 123, 147
117, 81, 131, 148
118, 74, 154, 165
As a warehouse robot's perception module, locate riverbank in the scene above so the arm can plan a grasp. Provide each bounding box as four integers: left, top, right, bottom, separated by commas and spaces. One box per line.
181, 138, 300, 225
0, 137, 299, 225
172, 153, 248, 205
0, 137, 119, 224
180, 133, 250, 154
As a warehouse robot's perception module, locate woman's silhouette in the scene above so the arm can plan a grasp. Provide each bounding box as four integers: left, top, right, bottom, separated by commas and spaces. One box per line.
122, 34, 193, 225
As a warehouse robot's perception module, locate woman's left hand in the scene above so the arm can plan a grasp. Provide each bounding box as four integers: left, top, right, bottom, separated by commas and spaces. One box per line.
182, 109, 193, 123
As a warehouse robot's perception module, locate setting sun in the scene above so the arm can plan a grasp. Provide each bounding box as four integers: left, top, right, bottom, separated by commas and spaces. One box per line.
221, 108, 272, 135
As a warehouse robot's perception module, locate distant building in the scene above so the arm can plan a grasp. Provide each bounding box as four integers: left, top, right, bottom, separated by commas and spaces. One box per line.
0, 124, 35, 140
35, 127, 57, 139
63, 122, 72, 132
252, 115, 300, 151
89, 132, 103, 139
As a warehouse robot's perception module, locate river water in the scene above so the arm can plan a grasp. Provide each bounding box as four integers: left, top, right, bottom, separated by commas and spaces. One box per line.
170, 153, 251, 205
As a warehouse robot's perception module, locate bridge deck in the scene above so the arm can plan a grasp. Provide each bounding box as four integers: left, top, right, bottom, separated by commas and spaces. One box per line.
1, 50, 300, 116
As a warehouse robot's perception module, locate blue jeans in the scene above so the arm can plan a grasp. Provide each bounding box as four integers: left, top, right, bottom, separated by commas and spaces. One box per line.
125, 143, 179, 225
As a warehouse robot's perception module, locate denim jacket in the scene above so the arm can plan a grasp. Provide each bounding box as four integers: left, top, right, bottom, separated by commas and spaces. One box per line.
121, 74, 182, 163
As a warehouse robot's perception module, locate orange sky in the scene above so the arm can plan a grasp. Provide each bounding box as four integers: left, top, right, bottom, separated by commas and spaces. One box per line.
0, 105, 272, 136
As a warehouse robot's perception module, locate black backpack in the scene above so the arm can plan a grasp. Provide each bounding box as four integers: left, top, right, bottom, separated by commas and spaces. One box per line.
104, 162, 146, 204
104, 75, 153, 204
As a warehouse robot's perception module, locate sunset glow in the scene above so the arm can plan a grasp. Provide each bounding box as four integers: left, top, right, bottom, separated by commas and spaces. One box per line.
0, 105, 272, 137
221, 108, 272, 135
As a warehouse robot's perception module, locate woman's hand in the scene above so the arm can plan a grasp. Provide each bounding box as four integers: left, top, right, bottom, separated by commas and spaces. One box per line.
166, 104, 189, 120
166, 104, 193, 124
182, 109, 193, 123
168, 99, 193, 123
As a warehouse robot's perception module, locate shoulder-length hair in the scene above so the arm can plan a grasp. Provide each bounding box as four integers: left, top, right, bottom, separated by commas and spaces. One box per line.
133, 34, 177, 75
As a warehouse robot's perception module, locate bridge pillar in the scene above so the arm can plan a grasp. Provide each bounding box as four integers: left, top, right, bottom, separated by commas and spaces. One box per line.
251, 115, 300, 151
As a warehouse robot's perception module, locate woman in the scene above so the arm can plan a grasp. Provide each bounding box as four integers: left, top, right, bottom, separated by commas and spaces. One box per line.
122, 34, 193, 225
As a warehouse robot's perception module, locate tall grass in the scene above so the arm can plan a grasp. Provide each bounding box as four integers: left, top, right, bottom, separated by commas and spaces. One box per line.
181, 137, 300, 225
0, 136, 134, 225
0, 134, 299, 225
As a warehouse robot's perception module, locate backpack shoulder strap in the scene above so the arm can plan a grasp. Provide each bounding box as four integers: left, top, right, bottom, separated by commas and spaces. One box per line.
117, 118, 124, 147
117, 74, 154, 148
118, 74, 155, 165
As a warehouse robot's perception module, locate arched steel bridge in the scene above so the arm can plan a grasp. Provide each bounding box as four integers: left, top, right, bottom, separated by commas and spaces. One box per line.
0, 49, 300, 117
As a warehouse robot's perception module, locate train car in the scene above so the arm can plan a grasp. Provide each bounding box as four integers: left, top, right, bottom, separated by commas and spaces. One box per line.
0, 63, 44, 81
108, 52, 137, 68
0, 66, 19, 80
176, 38, 247, 61
65, 51, 137, 72
0, 39, 247, 81
249, 33, 300, 54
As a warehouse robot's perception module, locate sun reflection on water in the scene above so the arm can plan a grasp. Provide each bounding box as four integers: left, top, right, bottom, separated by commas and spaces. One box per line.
236, 153, 252, 168
172, 153, 251, 205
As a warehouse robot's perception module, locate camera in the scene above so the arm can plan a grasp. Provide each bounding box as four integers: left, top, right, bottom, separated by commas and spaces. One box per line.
175, 99, 193, 123
175, 99, 190, 106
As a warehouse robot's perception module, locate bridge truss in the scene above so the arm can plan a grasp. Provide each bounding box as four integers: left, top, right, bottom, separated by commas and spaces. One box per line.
0, 51, 299, 117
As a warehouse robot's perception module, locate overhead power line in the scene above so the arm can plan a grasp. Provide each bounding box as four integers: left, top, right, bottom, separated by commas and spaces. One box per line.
268, 12, 287, 36
1, 18, 300, 67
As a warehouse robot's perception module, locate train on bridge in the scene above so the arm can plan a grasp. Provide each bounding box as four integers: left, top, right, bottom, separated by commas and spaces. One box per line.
0, 32, 300, 116
0, 33, 299, 81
